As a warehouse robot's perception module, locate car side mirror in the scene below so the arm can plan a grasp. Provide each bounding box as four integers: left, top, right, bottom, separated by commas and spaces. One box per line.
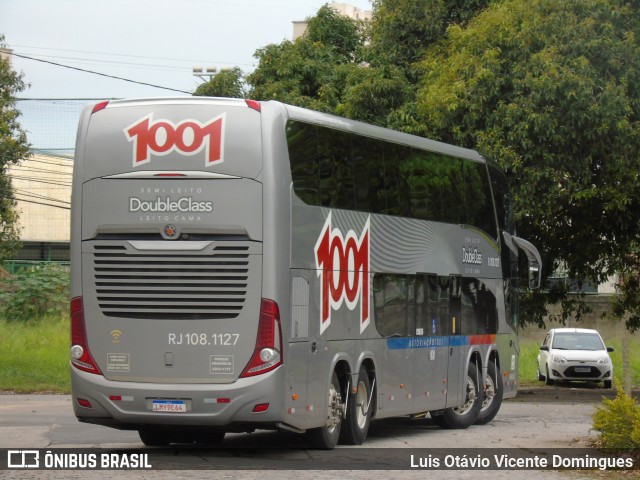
607, 346, 614, 353
540, 345, 549, 352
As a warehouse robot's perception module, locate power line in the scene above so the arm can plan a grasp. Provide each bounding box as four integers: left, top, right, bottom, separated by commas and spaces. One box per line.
9, 53, 193, 95
9, 44, 253, 66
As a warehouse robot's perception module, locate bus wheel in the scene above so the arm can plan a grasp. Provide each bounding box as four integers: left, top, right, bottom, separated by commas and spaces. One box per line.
440, 362, 483, 429
430, 410, 451, 429
340, 366, 372, 445
475, 361, 503, 425
306, 371, 343, 449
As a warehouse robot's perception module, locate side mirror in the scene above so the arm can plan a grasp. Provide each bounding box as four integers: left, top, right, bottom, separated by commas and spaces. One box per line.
540, 345, 549, 352
607, 346, 614, 353
503, 232, 543, 289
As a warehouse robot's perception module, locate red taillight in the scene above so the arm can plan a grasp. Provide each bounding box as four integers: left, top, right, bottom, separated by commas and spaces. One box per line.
91, 101, 109, 114
240, 299, 282, 378
70, 297, 103, 375
245, 99, 261, 112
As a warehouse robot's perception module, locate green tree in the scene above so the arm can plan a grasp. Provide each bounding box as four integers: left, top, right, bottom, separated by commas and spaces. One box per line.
412, 0, 640, 328
0, 36, 29, 262
248, 5, 364, 112
193, 67, 246, 98
369, 0, 490, 79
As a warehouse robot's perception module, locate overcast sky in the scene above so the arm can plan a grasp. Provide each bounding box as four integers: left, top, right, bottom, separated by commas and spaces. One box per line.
1, 0, 371, 148
1, 0, 372, 99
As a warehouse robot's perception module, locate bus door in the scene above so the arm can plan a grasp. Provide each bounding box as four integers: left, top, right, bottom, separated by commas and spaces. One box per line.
446, 275, 465, 407
412, 274, 450, 411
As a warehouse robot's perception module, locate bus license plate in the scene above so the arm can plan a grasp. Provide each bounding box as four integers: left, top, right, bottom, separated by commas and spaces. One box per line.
152, 400, 187, 413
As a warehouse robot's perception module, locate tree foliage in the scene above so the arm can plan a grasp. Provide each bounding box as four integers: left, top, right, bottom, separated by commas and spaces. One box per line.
193, 67, 246, 98
248, 5, 366, 112
209, 1, 640, 329
412, 0, 640, 328
0, 35, 29, 262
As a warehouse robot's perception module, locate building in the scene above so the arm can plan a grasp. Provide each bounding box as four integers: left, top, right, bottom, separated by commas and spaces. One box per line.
8, 151, 72, 263
293, 2, 372, 40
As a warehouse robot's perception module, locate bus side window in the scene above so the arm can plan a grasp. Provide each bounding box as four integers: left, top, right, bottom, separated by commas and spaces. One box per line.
317, 128, 354, 210
374, 274, 409, 337
287, 121, 320, 205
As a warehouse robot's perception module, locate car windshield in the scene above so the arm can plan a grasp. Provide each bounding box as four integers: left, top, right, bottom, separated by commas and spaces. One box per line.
551, 332, 605, 351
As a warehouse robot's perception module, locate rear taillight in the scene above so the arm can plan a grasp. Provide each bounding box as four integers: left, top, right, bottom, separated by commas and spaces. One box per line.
240, 299, 283, 378
70, 297, 102, 375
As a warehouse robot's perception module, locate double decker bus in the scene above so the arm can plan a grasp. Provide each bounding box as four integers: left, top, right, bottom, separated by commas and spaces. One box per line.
70, 97, 541, 448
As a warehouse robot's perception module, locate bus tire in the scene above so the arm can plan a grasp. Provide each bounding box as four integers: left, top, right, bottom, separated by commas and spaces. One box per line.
430, 410, 451, 429
306, 371, 343, 449
475, 361, 503, 425
340, 366, 372, 445
440, 362, 483, 429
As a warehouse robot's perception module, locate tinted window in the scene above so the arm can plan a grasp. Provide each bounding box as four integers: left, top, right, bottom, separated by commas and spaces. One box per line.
287, 120, 498, 237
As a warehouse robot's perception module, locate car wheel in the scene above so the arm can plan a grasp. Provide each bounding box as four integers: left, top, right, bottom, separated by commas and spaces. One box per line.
545, 365, 554, 386
603, 380, 612, 389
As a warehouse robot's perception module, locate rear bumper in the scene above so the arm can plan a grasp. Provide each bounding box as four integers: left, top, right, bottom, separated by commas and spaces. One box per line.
71, 364, 285, 429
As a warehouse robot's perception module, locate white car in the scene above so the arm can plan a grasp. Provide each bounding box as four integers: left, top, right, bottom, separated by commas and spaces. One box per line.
537, 328, 613, 388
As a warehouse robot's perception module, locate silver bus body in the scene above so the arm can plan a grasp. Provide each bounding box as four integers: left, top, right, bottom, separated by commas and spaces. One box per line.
70, 97, 540, 446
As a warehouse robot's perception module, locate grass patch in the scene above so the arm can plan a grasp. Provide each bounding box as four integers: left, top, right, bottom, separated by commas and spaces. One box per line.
0, 315, 70, 393
1, 314, 637, 394
519, 338, 640, 387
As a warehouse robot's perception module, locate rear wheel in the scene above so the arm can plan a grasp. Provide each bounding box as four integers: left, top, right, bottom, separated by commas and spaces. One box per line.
475, 361, 503, 425
439, 362, 483, 429
339, 366, 372, 445
306, 371, 343, 449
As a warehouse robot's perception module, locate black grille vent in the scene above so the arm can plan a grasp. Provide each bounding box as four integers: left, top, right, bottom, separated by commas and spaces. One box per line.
92, 243, 250, 319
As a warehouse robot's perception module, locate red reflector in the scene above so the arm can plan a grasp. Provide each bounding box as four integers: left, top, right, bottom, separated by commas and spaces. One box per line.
91, 101, 109, 114
77, 398, 92, 408
245, 99, 261, 112
252, 403, 269, 413
217, 398, 231, 404
109, 395, 122, 401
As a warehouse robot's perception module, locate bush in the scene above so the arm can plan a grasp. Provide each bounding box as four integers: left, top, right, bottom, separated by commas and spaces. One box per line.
0, 263, 69, 322
592, 387, 640, 449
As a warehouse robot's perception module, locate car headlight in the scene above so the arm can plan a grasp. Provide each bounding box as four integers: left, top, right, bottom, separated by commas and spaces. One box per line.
551, 354, 567, 364
598, 356, 611, 365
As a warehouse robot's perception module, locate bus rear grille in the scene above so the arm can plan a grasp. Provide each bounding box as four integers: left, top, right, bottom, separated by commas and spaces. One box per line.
91, 243, 250, 320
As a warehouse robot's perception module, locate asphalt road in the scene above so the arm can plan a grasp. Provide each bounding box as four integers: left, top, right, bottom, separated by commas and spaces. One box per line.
0, 385, 625, 479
